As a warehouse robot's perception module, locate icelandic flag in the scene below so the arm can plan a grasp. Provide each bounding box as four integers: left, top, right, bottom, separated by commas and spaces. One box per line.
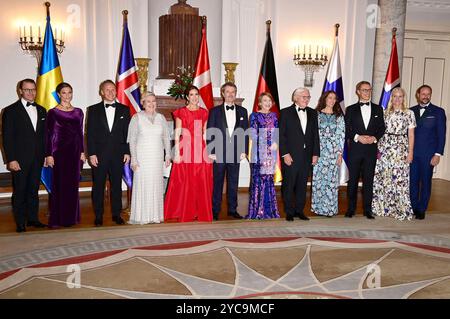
116, 14, 141, 188
379, 33, 400, 109
36, 13, 64, 193
322, 34, 349, 185
193, 19, 214, 110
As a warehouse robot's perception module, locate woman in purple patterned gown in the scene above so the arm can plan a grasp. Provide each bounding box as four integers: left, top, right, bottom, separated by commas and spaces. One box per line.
45, 82, 85, 228
246, 92, 280, 219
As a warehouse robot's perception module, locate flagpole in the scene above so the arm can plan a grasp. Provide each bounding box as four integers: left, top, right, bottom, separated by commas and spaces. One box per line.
392, 27, 397, 39
122, 10, 128, 23
335, 23, 340, 37
266, 20, 271, 35
45, 2, 50, 17
122, 9, 132, 216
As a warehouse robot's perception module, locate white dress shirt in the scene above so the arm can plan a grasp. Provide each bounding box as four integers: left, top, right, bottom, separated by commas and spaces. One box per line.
21, 98, 38, 131
420, 102, 430, 117
295, 104, 308, 135
225, 104, 236, 137
104, 102, 116, 132
361, 102, 371, 129
354, 102, 372, 143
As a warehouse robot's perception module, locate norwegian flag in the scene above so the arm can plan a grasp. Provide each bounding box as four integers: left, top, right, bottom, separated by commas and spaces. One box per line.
193, 18, 214, 110
116, 12, 141, 188
116, 13, 141, 116
379, 30, 400, 109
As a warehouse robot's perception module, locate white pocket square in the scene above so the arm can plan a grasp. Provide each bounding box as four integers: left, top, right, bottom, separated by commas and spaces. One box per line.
374, 115, 379, 118
426, 116, 435, 118
240, 117, 244, 120
41, 118, 45, 121
120, 116, 124, 119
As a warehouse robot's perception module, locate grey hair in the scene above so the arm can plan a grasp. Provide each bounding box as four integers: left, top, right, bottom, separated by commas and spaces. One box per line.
291, 87, 309, 102
141, 91, 156, 105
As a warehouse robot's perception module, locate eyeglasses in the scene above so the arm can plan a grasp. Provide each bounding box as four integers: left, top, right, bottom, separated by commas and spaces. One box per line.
299, 96, 311, 99
22, 88, 37, 93
359, 89, 372, 93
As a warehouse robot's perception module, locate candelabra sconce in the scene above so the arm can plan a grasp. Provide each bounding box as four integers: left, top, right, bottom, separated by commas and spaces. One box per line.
293, 44, 328, 87
223, 62, 239, 84
135, 58, 152, 95
18, 2, 65, 67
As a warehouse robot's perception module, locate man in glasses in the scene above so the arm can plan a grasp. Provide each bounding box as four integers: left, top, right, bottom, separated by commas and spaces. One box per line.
344, 81, 385, 219
2, 79, 48, 233
279, 87, 320, 222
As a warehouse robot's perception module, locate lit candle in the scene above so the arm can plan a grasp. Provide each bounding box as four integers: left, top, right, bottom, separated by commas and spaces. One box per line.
23, 26, 26, 39
309, 45, 311, 55
30, 26, 32, 39
303, 44, 306, 57
38, 25, 41, 39
19, 26, 22, 39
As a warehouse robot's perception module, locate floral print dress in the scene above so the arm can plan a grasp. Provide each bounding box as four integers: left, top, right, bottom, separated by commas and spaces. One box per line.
311, 113, 345, 216
372, 109, 416, 220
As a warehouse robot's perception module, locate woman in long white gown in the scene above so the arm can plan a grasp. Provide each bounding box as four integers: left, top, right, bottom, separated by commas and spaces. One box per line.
127, 92, 171, 224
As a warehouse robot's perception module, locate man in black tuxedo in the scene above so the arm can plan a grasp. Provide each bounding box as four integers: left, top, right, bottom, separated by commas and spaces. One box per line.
344, 81, 386, 219
279, 88, 320, 221
87, 80, 131, 226
2, 79, 47, 232
207, 82, 249, 221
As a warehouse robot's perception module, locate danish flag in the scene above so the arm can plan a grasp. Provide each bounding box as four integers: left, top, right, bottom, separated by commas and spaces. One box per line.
193, 18, 214, 110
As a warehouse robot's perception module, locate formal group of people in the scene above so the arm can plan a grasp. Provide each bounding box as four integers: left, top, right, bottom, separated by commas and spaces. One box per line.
1, 79, 447, 232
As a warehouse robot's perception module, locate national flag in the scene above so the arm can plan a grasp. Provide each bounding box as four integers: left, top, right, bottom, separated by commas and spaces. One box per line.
36, 10, 64, 193
251, 20, 282, 183
323, 26, 349, 185
193, 18, 214, 110
116, 11, 141, 188
379, 30, 400, 109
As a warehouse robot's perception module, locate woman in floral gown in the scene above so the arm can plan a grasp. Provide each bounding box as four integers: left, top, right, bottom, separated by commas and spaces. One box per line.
246, 92, 280, 219
311, 91, 345, 217
372, 87, 416, 220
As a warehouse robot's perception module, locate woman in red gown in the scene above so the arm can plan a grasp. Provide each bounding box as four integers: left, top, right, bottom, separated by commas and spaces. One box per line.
164, 86, 213, 222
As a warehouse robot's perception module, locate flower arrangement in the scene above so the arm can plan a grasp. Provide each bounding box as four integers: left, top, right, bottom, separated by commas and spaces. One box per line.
167, 66, 194, 100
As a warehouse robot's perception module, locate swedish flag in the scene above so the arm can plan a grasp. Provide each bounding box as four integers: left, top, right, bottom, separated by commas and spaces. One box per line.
36, 13, 63, 193
36, 15, 63, 110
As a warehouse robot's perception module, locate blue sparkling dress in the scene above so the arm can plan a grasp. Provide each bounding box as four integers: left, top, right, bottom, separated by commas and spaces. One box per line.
246, 112, 280, 220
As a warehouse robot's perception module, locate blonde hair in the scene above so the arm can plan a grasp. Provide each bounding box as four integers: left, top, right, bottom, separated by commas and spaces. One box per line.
141, 91, 156, 105
386, 87, 408, 114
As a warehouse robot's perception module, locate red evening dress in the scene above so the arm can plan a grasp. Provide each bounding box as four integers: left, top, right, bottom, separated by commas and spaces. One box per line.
164, 107, 213, 222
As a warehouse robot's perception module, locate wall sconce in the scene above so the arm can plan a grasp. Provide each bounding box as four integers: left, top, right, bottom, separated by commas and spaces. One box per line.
18, 2, 65, 67
293, 43, 328, 87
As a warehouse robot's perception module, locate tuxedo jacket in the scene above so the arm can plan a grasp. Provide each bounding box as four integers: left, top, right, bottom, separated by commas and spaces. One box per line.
2, 100, 47, 166
345, 102, 386, 156
410, 103, 446, 159
207, 103, 249, 163
86, 102, 131, 162
279, 105, 320, 164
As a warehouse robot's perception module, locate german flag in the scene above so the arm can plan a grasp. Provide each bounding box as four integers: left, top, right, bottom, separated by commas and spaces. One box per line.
251, 20, 282, 183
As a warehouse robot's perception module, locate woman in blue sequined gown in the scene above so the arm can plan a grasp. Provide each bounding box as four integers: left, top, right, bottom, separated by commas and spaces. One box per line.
246, 93, 280, 219
311, 91, 345, 217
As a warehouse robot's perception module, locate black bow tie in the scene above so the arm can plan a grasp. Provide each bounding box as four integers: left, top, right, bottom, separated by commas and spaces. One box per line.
105, 103, 116, 108
360, 102, 370, 106
26, 101, 36, 107
298, 107, 306, 112
226, 105, 235, 111
420, 105, 427, 110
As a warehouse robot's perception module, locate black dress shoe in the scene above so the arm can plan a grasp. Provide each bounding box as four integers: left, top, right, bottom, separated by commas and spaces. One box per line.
364, 212, 375, 220
16, 225, 26, 233
345, 212, 354, 218
94, 218, 103, 227
286, 215, 294, 222
27, 221, 47, 228
416, 211, 425, 220
112, 216, 125, 225
298, 214, 310, 221
213, 216, 219, 221
228, 212, 243, 219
